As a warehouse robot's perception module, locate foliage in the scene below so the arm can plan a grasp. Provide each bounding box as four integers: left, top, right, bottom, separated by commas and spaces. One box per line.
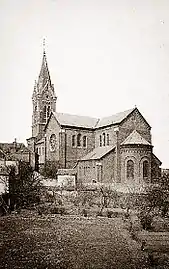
70, 191, 98, 208
136, 174, 169, 230
106, 209, 113, 218
41, 161, 60, 179
9, 161, 42, 209
143, 175, 169, 216
0, 214, 148, 268
50, 205, 66, 215
81, 208, 88, 217
97, 186, 118, 215
139, 209, 154, 230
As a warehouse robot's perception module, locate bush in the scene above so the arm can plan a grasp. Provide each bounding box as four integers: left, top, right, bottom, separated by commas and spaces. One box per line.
106, 210, 113, 218
41, 161, 60, 179
96, 211, 104, 217
50, 206, 66, 215
81, 208, 88, 217
9, 161, 42, 210
139, 211, 153, 230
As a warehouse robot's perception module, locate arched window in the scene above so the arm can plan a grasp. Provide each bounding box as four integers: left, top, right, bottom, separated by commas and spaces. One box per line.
83, 136, 87, 147
103, 133, 106, 146
72, 135, 75, 147
99, 135, 102, 147
107, 134, 110, 146
47, 106, 50, 118
43, 106, 47, 122
127, 160, 134, 179
143, 160, 149, 178
77, 133, 81, 147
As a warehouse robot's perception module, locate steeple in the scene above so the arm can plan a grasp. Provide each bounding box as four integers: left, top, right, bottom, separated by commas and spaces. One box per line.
32, 39, 57, 138
37, 39, 51, 90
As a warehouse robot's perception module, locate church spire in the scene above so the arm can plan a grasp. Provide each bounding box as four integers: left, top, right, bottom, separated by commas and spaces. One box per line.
37, 38, 51, 90
31, 39, 57, 138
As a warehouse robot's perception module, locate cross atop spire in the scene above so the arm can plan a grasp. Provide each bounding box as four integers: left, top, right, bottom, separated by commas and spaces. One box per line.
43, 38, 46, 54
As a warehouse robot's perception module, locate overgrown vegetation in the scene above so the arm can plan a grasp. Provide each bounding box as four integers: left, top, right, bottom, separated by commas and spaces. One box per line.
8, 161, 42, 210
41, 161, 60, 179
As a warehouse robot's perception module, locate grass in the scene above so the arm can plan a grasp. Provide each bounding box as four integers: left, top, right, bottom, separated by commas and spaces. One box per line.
0, 212, 147, 269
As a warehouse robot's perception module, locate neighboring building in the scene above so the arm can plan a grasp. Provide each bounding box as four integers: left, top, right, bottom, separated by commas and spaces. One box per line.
0, 139, 35, 168
0, 148, 18, 194
27, 46, 162, 185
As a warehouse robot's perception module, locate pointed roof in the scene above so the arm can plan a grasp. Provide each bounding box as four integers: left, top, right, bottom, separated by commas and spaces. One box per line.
96, 108, 135, 128
121, 130, 151, 146
79, 146, 115, 161
45, 107, 149, 131
53, 112, 99, 129
38, 50, 51, 89
51, 108, 136, 129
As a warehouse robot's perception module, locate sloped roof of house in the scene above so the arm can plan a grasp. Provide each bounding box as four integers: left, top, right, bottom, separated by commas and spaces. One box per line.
79, 145, 115, 161
121, 130, 151, 146
52, 107, 136, 129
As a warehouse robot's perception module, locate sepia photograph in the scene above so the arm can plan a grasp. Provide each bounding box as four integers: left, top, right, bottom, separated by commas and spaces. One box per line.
0, 0, 169, 268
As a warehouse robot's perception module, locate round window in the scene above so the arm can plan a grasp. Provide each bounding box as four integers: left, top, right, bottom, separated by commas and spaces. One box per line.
50, 134, 57, 151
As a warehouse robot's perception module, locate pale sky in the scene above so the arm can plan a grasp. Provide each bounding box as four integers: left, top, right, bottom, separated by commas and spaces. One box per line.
0, 0, 169, 167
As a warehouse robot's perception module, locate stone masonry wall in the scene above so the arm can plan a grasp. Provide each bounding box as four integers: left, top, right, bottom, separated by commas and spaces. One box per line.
64, 128, 95, 169
45, 114, 60, 162
120, 145, 152, 184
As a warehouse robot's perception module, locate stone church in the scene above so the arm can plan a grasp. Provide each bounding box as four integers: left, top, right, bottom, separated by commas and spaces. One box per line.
27, 48, 162, 185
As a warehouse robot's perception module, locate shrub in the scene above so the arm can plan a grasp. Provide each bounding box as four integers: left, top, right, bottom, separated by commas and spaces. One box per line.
50, 206, 66, 215
106, 210, 113, 218
81, 208, 87, 217
139, 211, 153, 230
9, 161, 42, 210
96, 211, 104, 217
41, 161, 60, 179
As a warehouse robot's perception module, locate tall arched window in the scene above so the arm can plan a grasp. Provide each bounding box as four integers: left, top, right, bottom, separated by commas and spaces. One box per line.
103, 133, 106, 146
107, 134, 110, 146
83, 136, 87, 147
99, 135, 102, 147
72, 135, 75, 147
77, 133, 81, 147
127, 160, 134, 179
143, 160, 149, 178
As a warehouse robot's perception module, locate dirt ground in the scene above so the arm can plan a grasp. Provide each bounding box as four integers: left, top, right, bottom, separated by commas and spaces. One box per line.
0, 212, 148, 269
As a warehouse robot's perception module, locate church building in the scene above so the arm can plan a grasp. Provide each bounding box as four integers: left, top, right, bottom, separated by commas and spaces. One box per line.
27, 47, 162, 185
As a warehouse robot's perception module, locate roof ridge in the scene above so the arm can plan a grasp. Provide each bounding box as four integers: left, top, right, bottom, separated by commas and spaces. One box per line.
55, 111, 99, 120
54, 107, 135, 129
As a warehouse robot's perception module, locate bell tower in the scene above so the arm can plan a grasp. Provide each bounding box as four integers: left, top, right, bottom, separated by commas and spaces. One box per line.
32, 40, 57, 138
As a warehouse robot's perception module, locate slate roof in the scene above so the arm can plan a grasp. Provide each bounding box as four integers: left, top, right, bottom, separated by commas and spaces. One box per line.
96, 108, 135, 128
79, 146, 115, 161
54, 112, 99, 129
53, 107, 135, 129
121, 130, 151, 146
